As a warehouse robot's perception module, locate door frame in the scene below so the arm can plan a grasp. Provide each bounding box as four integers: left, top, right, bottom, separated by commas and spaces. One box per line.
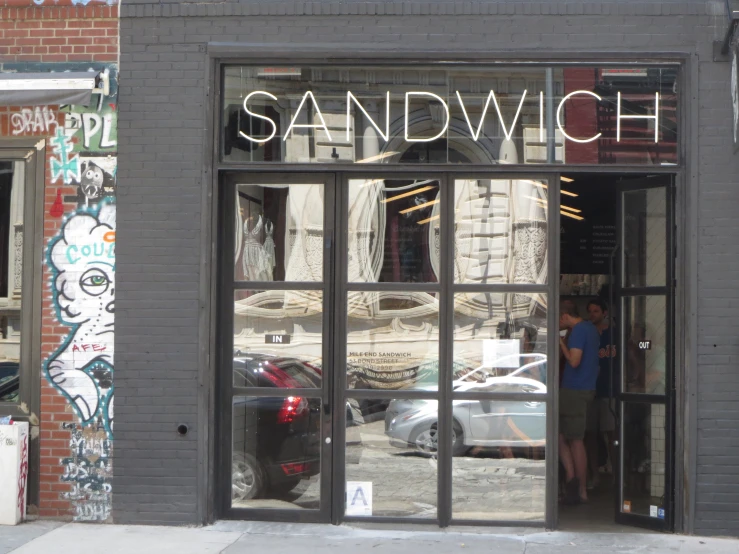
613, 176, 676, 531
216, 171, 337, 523
212, 168, 680, 531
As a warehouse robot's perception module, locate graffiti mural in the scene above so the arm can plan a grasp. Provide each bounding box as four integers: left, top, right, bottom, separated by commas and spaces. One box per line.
26, 61, 119, 521
49, 127, 81, 185
60, 422, 112, 521
45, 198, 115, 436
11, 106, 58, 136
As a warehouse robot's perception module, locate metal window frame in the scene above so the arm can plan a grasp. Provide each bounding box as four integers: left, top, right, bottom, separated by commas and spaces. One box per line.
201, 49, 692, 533
0, 138, 45, 512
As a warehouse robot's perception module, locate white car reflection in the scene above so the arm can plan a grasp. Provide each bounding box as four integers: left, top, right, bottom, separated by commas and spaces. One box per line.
385, 356, 547, 456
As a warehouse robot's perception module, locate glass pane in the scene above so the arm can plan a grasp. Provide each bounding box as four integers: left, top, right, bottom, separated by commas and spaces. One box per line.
622, 187, 666, 288
623, 295, 666, 395
234, 182, 323, 282
453, 293, 548, 389
454, 178, 548, 285
347, 178, 440, 283
0, 161, 22, 403
232, 396, 321, 509
620, 402, 667, 520
234, 290, 322, 388
346, 291, 439, 391
346, 396, 437, 518
452, 401, 546, 521
222, 65, 678, 166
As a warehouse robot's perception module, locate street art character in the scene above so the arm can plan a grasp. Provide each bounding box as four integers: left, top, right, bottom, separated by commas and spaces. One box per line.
45, 200, 115, 435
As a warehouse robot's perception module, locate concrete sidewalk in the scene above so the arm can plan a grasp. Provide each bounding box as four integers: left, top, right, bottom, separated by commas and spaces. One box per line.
1, 520, 738, 554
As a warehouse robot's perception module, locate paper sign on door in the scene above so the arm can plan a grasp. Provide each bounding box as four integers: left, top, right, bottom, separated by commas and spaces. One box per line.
346, 482, 372, 516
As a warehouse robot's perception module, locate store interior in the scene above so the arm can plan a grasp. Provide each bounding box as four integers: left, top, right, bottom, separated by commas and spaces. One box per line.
557, 172, 669, 531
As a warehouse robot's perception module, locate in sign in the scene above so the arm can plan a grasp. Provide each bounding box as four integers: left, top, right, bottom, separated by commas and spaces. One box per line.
638, 340, 652, 351
265, 334, 291, 344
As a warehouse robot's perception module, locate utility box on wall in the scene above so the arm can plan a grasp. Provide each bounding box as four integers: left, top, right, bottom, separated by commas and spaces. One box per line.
0, 422, 29, 525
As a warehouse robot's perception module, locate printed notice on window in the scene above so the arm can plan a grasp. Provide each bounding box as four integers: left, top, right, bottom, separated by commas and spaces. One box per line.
482, 339, 521, 369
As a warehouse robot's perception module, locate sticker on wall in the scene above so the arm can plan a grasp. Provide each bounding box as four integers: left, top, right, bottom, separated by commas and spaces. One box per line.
658, 508, 665, 520
346, 481, 372, 516
650, 505, 658, 518
623, 500, 631, 513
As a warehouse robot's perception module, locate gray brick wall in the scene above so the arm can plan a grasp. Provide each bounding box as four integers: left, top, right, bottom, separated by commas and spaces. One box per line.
117, 0, 739, 535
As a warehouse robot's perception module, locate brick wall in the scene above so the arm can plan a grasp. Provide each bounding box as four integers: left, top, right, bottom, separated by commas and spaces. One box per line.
0, 0, 118, 521
117, 0, 739, 535
0, 4, 117, 63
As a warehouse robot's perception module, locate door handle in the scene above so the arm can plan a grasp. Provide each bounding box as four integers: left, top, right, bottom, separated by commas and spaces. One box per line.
323, 402, 330, 416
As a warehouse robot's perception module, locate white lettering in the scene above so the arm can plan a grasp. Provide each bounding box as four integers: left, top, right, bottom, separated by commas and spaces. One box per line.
101, 114, 117, 148
405, 92, 449, 143
617, 91, 659, 143
284, 91, 332, 142
556, 90, 603, 144
456, 90, 495, 141
240, 91, 278, 143
82, 113, 102, 149
347, 91, 390, 142
492, 89, 527, 142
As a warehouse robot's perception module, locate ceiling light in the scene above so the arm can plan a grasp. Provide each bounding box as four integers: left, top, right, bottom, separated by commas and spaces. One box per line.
382, 185, 436, 204
417, 214, 440, 225
560, 210, 584, 221
560, 176, 574, 183
400, 199, 440, 214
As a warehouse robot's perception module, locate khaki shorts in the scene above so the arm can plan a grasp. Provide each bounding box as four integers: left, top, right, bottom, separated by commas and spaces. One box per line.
560, 388, 595, 440
586, 397, 617, 433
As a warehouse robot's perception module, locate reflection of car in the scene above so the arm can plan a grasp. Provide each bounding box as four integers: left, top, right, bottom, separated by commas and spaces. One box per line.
385, 374, 546, 456
0, 362, 19, 402
231, 355, 321, 502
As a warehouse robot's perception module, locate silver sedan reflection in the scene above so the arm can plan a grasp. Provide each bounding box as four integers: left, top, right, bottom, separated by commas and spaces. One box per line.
385, 360, 547, 456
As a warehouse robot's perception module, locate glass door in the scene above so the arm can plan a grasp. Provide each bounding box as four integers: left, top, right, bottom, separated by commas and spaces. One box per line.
615, 176, 674, 530
333, 174, 555, 526
219, 172, 335, 522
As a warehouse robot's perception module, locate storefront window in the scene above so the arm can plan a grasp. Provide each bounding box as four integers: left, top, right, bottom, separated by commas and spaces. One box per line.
221, 65, 679, 166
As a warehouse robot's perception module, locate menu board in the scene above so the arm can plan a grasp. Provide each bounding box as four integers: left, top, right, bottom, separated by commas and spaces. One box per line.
559, 184, 618, 276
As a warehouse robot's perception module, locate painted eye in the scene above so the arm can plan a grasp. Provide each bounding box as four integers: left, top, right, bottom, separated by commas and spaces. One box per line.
86, 170, 94, 179
80, 268, 110, 297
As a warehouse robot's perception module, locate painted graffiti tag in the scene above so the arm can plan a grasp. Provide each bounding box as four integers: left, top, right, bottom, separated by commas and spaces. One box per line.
11, 106, 57, 136
45, 199, 115, 436
65, 112, 117, 150
50, 128, 81, 185
60, 423, 111, 522
17, 436, 28, 520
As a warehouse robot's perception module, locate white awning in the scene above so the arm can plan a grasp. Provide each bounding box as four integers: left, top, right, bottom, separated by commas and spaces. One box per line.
0, 71, 107, 107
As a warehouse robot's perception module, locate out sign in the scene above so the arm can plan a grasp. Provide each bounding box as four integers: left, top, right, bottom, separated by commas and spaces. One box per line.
265, 334, 290, 344
638, 340, 652, 351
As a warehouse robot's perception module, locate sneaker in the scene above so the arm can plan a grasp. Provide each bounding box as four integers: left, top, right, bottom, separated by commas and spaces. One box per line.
587, 474, 600, 490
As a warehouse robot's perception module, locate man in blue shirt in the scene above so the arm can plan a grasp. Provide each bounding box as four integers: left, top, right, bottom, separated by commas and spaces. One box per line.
559, 301, 601, 504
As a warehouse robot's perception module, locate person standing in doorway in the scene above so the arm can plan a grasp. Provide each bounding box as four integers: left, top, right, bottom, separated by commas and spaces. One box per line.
559, 302, 601, 504
585, 298, 618, 490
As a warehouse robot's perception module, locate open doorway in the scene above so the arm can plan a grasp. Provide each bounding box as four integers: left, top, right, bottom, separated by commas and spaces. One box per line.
557, 173, 675, 532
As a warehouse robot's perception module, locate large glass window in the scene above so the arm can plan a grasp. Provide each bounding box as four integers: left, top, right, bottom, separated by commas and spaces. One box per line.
221, 65, 679, 166
0, 161, 25, 404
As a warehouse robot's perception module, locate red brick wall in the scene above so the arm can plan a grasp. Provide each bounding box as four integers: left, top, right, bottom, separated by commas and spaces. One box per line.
0, 0, 118, 521
0, 3, 117, 63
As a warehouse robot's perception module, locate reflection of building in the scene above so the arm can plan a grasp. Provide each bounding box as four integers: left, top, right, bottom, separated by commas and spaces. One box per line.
233, 175, 549, 388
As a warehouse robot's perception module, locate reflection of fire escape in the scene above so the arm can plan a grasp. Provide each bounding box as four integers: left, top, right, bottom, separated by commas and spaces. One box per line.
595, 73, 678, 165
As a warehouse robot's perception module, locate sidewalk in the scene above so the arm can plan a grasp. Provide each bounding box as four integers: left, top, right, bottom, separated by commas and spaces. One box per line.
1, 520, 738, 554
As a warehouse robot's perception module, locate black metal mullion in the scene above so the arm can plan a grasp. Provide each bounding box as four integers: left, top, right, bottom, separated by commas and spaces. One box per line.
345, 389, 440, 401
451, 392, 548, 403
438, 172, 454, 527
232, 281, 324, 291
333, 172, 349, 524
219, 176, 237, 516
546, 173, 560, 529
346, 283, 441, 293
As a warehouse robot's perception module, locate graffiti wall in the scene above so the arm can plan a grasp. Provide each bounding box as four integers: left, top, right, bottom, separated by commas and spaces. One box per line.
38, 63, 117, 521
